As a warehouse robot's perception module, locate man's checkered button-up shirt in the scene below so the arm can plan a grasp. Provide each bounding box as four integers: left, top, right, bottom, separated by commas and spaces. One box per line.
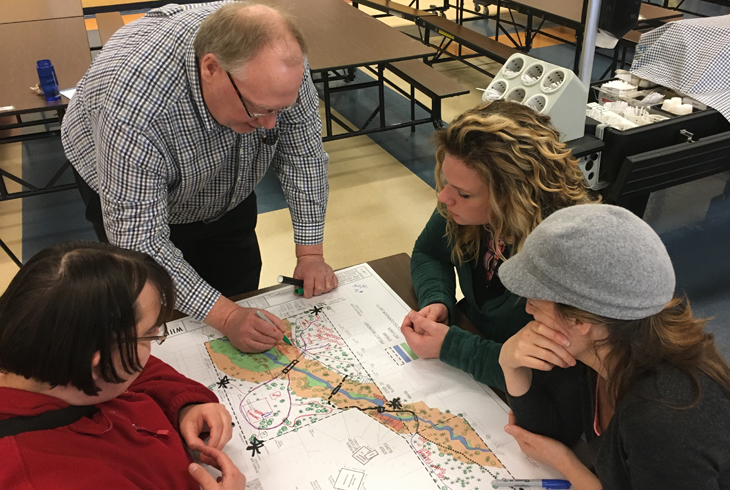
62, 2, 329, 321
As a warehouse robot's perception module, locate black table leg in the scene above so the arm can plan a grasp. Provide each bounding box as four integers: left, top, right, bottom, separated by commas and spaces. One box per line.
0, 238, 22, 268
322, 70, 333, 138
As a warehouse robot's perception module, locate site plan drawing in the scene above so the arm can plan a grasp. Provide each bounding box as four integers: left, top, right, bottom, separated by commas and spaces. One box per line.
153, 263, 562, 490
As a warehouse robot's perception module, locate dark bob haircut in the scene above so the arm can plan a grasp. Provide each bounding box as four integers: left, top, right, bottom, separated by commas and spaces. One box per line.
0, 241, 175, 396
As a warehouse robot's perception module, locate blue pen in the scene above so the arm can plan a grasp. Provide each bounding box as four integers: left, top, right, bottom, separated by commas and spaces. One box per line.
491, 479, 571, 489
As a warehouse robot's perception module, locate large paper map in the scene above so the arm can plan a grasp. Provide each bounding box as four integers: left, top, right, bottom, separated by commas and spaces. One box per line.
153, 264, 561, 489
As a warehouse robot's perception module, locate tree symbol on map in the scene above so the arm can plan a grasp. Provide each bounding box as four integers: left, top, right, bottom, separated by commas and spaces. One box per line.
309, 305, 324, 314
246, 436, 265, 457
387, 397, 403, 410
216, 376, 231, 389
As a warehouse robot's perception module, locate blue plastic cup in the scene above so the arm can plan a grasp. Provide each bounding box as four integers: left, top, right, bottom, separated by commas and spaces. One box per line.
36, 59, 61, 102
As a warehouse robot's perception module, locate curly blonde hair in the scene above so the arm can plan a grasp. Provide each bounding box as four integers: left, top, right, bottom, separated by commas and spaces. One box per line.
434, 100, 595, 265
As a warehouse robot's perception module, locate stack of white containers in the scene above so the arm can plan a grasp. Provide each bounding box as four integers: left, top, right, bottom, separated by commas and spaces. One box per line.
482, 53, 588, 142
660, 97, 693, 115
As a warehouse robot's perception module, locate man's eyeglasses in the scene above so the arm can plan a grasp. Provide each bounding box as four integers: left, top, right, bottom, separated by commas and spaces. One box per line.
137, 323, 168, 345
226, 71, 300, 118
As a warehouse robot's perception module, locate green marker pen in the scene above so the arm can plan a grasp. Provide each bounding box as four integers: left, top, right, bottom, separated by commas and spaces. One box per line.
255, 310, 292, 346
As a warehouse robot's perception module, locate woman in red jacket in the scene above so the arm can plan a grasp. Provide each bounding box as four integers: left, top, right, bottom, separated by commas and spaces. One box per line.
0, 241, 245, 490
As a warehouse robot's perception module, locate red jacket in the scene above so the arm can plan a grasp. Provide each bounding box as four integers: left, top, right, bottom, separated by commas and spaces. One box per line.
0, 356, 218, 489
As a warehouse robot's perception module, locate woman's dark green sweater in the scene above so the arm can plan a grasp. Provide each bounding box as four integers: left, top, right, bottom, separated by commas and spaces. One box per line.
411, 210, 533, 390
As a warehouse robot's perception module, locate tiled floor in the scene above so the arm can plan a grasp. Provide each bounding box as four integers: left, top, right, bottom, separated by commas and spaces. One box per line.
1, 0, 729, 359
0, 143, 22, 292
257, 130, 440, 289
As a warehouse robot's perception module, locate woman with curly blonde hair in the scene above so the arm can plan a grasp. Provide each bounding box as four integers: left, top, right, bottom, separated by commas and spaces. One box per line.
401, 100, 595, 390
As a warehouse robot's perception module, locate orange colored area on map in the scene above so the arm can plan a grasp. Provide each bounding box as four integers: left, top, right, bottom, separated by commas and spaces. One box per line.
207, 317, 504, 470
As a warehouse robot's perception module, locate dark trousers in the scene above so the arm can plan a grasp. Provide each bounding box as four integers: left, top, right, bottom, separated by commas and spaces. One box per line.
72, 169, 262, 297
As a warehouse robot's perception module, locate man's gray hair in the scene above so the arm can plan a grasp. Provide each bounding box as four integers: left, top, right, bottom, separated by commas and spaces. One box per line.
194, 2, 308, 74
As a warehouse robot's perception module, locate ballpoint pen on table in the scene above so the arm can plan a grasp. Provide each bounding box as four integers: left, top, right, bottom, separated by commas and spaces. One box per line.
491, 479, 571, 489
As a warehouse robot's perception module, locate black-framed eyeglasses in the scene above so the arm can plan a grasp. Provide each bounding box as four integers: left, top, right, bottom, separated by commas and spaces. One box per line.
226, 71, 300, 118
137, 323, 168, 345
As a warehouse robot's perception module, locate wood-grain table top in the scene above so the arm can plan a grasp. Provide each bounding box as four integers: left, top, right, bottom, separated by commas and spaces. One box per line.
495, 0, 682, 29
0, 16, 91, 114
264, 0, 434, 71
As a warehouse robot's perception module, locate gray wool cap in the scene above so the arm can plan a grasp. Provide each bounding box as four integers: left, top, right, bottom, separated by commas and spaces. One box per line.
499, 204, 675, 320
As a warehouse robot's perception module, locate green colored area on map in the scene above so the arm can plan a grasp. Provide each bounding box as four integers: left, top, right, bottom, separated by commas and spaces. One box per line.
207, 317, 503, 476
345, 384, 377, 399
208, 338, 289, 372
401, 342, 419, 360
306, 375, 329, 389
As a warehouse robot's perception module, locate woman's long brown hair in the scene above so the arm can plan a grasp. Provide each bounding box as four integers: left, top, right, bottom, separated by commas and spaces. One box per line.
557, 298, 730, 408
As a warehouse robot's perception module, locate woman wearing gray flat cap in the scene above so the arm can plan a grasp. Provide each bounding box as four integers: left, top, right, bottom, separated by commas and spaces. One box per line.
497, 204, 730, 490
